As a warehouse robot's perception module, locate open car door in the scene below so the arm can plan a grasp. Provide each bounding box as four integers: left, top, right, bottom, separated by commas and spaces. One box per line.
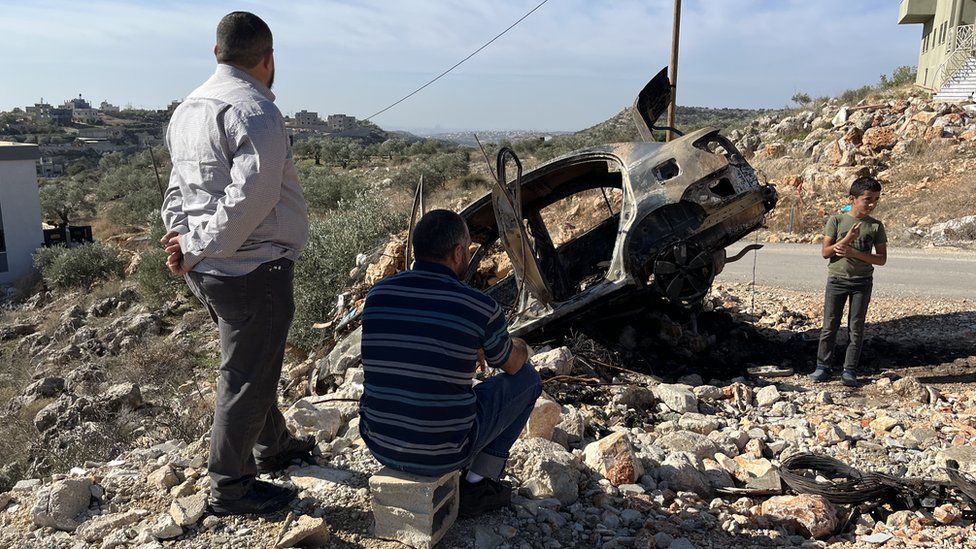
490, 148, 554, 309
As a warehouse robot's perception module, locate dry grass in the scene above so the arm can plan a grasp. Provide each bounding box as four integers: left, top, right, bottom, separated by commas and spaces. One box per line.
106, 338, 214, 443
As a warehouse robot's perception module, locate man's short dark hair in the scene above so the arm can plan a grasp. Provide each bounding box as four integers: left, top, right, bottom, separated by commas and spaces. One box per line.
849, 176, 882, 197
413, 210, 469, 262
216, 12, 273, 69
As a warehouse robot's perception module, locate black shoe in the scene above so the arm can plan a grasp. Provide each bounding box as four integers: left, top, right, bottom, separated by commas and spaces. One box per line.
841, 369, 858, 387
458, 476, 512, 518
809, 367, 831, 383
208, 480, 297, 516
256, 435, 316, 474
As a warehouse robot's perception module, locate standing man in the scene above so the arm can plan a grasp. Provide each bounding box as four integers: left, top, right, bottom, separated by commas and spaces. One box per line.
160, 11, 312, 516
359, 210, 542, 518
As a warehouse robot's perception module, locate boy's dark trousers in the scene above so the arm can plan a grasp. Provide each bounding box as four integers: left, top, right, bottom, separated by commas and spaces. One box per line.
817, 276, 873, 372
185, 258, 297, 501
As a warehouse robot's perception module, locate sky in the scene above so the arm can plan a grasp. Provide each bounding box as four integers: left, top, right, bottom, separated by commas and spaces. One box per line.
1, 0, 921, 132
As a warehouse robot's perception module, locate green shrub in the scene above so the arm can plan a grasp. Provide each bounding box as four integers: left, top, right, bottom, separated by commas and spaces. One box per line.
290, 192, 406, 348
34, 243, 125, 289
136, 248, 185, 305
390, 151, 470, 191
299, 165, 365, 212
95, 148, 168, 228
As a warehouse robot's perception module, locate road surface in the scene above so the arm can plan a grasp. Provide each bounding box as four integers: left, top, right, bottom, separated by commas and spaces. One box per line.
718, 242, 976, 300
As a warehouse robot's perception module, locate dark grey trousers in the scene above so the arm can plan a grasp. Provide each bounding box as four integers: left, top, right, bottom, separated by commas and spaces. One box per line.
817, 276, 873, 372
185, 258, 295, 500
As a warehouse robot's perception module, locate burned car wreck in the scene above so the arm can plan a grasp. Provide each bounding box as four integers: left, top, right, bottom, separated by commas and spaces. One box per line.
313, 68, 776, 387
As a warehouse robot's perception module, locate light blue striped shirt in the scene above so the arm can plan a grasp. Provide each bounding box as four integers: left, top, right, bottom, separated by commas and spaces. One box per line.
162, 64, 309, 276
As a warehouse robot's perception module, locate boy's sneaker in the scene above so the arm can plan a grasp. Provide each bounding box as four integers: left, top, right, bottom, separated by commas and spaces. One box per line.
809, 367, 831, 383
841, 369, 859, 387
256, 435, 316, 474
458, 477, 512, 518
208, 480, 296, 516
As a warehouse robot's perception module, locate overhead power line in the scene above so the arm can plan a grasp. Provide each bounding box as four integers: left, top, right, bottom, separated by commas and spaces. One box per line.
363, 0, 551, 121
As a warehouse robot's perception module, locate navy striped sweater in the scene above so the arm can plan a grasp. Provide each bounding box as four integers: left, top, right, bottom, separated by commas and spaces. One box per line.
359, 260, 513, 476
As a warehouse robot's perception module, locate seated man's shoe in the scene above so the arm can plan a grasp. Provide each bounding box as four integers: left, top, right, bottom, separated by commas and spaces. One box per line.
207, 480, 296, 516
841, 369, 859, 387
256, 435, 316, 474
809, 367, 832, 383
459, 476, 512, 518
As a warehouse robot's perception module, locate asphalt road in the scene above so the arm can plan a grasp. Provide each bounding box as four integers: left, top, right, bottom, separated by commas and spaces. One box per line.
718, 242, 976, 300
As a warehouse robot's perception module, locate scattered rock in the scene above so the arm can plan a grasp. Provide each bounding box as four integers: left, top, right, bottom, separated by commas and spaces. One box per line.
760, 494, 839, 539
169, 493, 207, 526
148, 513, 183, 540
31, 478, 92, 531
284, 398, 344, 443
524, 399, 561, 441
933, 503, 961, 525
276, 515, 331, 548
76, 510, 145, 542
509, 438, 581, 505
531, 347, 574, 376
755, 385, 782, 407
657, 452, 712, 497
583, 432, 644, 486
657, 431, 719, 462
148, 464, 181, 490
652, 384, 698, 413
892, 376, 929, 404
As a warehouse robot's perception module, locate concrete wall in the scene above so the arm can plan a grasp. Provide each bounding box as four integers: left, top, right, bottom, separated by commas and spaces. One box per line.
0, 146, 44, 285
900, 0, 976, 88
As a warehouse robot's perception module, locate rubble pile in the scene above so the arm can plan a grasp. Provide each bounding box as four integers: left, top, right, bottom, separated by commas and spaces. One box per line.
3, 274, 976, 548
729, 92, 976, 244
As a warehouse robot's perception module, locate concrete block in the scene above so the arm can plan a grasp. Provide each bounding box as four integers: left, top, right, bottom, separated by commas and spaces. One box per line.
369, 468, 458, 549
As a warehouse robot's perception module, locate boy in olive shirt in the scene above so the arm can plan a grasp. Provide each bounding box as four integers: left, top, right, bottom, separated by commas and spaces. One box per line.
810, 177, 887, 387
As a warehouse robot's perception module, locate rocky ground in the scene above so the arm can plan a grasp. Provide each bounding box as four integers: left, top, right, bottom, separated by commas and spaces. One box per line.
2, 276, 975, 548
731, 91, 976, 247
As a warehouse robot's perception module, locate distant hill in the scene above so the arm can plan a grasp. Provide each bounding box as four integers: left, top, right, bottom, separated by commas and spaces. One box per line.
576, 105, 781, 144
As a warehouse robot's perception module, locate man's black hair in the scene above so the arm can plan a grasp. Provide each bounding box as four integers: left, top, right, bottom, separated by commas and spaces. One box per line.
216, 12, 273, 69
849, 176, 882, 198
413, 210, 469, 262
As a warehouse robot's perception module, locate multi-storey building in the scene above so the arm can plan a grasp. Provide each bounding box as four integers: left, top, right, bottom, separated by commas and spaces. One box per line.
899, 0, 976, 100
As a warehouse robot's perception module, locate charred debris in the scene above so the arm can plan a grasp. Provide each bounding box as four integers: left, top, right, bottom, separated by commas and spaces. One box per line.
314, 68, 779, 386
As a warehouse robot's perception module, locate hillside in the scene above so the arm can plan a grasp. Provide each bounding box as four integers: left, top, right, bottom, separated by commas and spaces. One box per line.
1, 76, 976, 549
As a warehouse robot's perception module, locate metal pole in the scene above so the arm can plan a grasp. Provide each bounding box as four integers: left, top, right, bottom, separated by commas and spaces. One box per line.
667, 0, 682, 142
147, 145, 164, 198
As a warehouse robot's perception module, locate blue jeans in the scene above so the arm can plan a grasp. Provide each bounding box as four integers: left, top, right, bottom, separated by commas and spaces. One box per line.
465, 363, 542, 480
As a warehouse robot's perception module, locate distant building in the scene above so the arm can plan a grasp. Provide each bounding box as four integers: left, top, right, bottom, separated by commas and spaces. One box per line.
38, 157, 65, 178
166, 100, 182, 114
99, 100, 120, 114
0, 142, 44, 285
71, 108, 100, 124
63, 94, 92, 110
326, 114, 357, 132
899, 0, 976, 98
26, 100, 72, 125
294, 110, 321, 127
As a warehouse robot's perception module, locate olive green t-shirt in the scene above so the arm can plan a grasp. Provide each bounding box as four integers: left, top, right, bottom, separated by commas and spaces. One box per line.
824, 213, 887, 279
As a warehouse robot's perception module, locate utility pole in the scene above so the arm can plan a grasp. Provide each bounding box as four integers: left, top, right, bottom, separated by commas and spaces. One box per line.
666, 0, 682, 142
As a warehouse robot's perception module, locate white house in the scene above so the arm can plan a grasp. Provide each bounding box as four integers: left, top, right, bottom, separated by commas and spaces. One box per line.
0, 142, 44, 285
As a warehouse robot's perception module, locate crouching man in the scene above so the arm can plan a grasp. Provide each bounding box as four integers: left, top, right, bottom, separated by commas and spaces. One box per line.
359, 209, 541, 518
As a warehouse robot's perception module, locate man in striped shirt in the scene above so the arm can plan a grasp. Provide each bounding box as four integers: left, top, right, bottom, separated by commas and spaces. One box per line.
360, 209, 541, 517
